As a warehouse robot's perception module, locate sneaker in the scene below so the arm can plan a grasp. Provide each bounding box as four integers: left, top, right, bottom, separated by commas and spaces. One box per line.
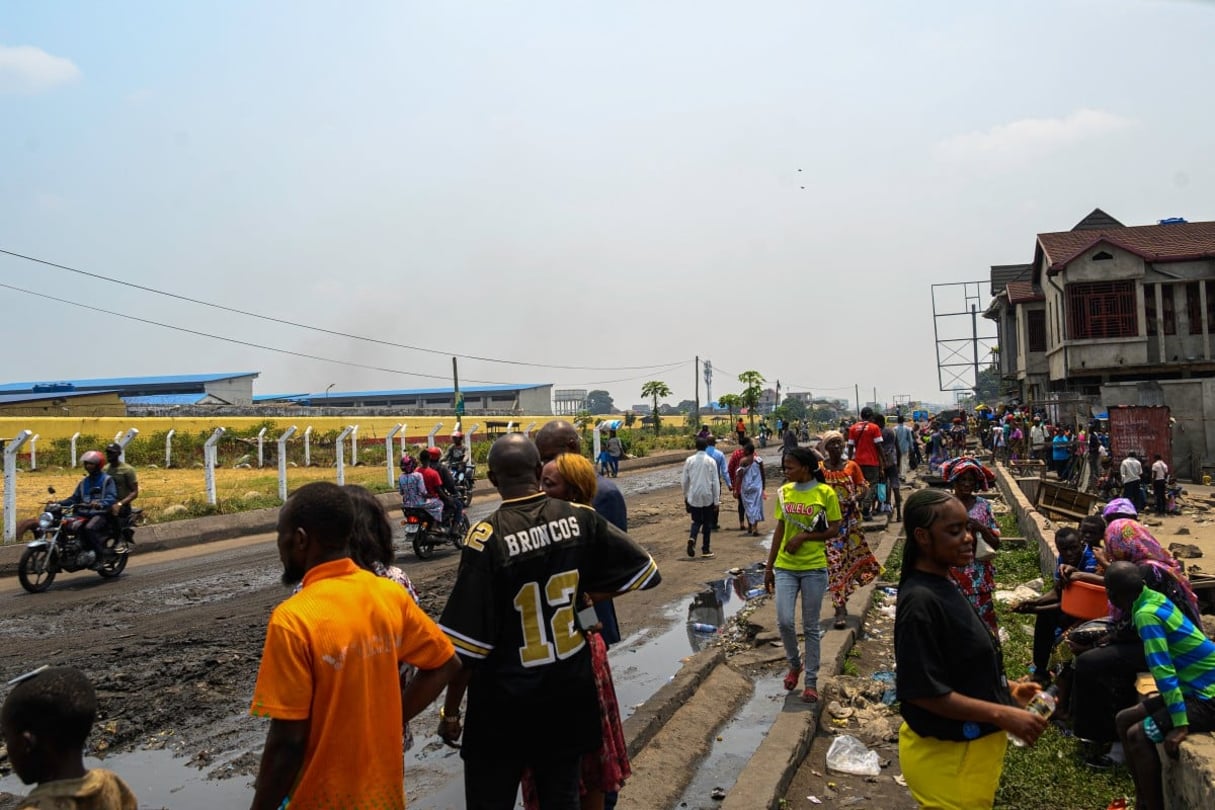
783, 665, 803, 690
802, 686, 820, 703
702, 551, 715, 559
687, 540, 695, 558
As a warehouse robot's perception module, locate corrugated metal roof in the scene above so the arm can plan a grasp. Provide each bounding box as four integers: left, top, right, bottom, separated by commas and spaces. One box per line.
0, 390, 120, 405
122, 394, 212, 406
0, 372, 259, 394
257, 384, 549, 402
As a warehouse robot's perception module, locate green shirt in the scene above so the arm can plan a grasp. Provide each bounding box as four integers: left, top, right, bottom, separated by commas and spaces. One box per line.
106, 461, 138, 502
1133, 586, 1215, 729
774, 481, 841, 571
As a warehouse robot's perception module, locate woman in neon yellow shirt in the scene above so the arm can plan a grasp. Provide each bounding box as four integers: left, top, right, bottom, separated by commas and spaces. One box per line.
764, 446, 843, 703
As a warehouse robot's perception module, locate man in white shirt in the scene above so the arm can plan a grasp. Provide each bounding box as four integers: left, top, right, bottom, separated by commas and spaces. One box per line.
682, 436, 722, 559
1151, 454, 1169, 516
1029, 419, 1047, 462
1120, 451, 1144, 513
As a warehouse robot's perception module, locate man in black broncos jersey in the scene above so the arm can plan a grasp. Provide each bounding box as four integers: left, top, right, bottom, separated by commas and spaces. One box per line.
437, 434, 661, 810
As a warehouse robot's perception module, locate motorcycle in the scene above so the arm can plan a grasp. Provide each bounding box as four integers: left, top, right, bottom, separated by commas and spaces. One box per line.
17, 487, 138, 593
451, 462, 476, 507
401, 506, 470, 560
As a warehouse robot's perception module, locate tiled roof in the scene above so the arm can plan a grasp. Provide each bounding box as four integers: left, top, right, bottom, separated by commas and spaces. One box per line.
990, 264, 1031, 296
1039, 220, 1215, 274
1006, 281, 1044, 304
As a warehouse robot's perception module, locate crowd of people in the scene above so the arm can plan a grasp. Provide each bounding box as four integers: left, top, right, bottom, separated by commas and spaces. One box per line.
8, 412, 1213, 810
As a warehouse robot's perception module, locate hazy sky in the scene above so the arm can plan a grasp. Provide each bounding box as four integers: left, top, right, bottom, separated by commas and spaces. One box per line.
2, 1, 1212, 411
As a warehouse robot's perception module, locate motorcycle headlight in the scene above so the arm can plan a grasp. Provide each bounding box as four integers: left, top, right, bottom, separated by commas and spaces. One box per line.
38, 512, 54, 528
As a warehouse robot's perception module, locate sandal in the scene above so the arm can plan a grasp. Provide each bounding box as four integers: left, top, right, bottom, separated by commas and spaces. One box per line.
802, 687, 820, 703
783, 666, 803, 691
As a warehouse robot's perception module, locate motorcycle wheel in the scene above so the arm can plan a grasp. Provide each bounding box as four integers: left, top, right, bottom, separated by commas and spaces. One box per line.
97, 538, 129, 579
451, 515, 471, 550
18, 546, 56, 593
412, 534, 436, 560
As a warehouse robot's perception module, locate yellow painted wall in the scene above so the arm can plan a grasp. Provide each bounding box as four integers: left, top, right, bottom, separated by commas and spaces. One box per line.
0, 415, 661, 444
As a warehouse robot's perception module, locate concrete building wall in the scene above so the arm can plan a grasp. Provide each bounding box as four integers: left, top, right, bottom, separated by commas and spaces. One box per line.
1100, 379, 1215, 480
0, 392, 126, 418
518, 386, 553, 415
203, 376, 256, 405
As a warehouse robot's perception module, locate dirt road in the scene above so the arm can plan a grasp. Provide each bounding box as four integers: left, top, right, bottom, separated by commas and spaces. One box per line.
0, 455, 783, 808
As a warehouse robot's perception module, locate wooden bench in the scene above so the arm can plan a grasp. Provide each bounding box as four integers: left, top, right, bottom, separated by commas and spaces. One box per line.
1034, 480, 1101, 523
1007, 458, 1046, 477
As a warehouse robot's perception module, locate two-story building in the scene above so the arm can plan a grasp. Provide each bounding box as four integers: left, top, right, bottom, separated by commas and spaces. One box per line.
986, 209, 1215, 477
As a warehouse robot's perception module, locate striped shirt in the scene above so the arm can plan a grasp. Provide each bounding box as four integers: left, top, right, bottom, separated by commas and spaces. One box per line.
1133, 586, 1215, 728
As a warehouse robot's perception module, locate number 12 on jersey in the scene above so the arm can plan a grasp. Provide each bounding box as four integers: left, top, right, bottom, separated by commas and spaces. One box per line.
513, 570, 584, 666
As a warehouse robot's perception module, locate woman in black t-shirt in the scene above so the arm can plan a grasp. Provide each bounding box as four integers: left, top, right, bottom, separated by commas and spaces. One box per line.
895, 489, 1048, 808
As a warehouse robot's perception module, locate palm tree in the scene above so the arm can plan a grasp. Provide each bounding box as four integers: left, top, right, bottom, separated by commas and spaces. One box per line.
718, 393, 741, 422
738, 370, 766, 433
640, 380, 671, 434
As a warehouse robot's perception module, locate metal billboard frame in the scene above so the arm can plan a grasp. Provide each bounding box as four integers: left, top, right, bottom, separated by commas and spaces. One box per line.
932, 281, 999, 395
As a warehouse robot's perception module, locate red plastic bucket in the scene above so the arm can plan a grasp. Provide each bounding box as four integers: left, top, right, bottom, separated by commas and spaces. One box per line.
1061, 580, 1108, 620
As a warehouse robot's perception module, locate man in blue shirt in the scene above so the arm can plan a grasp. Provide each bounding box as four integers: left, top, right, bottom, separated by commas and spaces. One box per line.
58, 450, 118, 565
704, 435, 730, 531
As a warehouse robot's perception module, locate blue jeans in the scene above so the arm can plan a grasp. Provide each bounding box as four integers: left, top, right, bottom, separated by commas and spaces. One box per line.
608, 455, 619, 476
775, 567, 828, 688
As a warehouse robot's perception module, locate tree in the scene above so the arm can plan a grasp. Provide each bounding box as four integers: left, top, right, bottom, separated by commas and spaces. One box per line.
585, 389, 615, 415
640, 380, 671, 434
738, 370, 766, 433
718, 393, 741, 421
974, 366, 1001, 404
778, 397, 808, 422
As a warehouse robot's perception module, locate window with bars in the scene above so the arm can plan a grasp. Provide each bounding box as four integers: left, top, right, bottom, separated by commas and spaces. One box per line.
1066, 281, 1138, 340
1026, 309, 1047, 352
1145, 283, 1176, 336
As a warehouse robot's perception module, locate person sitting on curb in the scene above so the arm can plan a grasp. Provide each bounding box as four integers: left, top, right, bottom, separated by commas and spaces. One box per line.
1110, 561, 1215, 810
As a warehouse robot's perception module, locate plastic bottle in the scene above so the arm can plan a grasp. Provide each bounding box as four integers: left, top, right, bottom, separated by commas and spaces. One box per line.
690, 622, 718, 633
1008, 685, 1058, 746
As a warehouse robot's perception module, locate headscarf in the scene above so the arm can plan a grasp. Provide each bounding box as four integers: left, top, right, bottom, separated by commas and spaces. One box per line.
941, 457, 996, 491
1105, 518, 1199, 619
400, 454, 417, 474
820, 430, 844, 446
1102, 498, 1137, 519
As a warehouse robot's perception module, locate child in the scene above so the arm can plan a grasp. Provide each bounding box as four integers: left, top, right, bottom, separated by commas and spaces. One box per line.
597, 448, 612, 477
1, 666, 137, 810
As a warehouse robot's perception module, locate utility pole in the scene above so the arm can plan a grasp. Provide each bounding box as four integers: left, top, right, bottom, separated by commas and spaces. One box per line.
453, 356, 464, 427
971, 304, 980, 400
855, 384, 860, 417
873, 387, 877, 411
694, 356, 700, 424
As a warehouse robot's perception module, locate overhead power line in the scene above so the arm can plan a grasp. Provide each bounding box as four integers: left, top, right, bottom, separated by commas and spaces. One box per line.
0, 247, 685, 372
0, 281, 686, 390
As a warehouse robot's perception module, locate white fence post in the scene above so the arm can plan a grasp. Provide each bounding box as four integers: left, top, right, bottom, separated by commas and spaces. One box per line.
70, 432, 81, 467
257, 427, 268, 468
116, 428, 139, 454
165, 429, 175, 468
277, 426, 297, 502
203, 428, 226, 506
386, 424, 404, 487
427, 423, 443, 449
29, 434, 39, 470
506, 421, 515, 433
304, 426, 313, 467
593, 422, 605, 461
466, 424, 480, 450
525, 422, 537, 438
350, 425, 359, 465
335, 426, 355, 486
3, 431, 33, 543
398, 424, 408, 460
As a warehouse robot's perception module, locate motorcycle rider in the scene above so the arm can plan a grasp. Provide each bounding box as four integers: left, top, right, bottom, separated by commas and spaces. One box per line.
442, 431, 468, 469
400, 452, 443, 523
57, 450, 117, 566
104, 442, 139, 539
426, 446, 464, 528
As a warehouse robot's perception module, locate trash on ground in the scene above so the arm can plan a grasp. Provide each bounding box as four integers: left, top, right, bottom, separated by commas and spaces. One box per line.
893, 774, 907, 786
710, 786, 726, 801
825, 734, 882, 776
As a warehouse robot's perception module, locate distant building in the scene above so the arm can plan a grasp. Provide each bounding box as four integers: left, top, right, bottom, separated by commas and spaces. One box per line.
256, 384, 553, 414
0, 372, 259, 409
631, 403, 652, 415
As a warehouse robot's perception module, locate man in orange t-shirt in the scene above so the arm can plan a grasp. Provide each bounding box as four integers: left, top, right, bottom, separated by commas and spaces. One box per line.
249, 482, 460, 810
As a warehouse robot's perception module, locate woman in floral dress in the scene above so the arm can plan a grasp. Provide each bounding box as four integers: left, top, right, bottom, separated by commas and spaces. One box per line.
818, 431, 881, 629
941, 457, 1001, 634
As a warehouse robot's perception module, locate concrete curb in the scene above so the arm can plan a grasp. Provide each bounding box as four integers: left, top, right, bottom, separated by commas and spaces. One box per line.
719, 516, 900, 810
622, 646, 725, 759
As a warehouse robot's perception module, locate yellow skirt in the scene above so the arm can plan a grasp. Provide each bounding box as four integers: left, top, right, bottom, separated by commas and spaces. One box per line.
898, 722, 1007, 809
